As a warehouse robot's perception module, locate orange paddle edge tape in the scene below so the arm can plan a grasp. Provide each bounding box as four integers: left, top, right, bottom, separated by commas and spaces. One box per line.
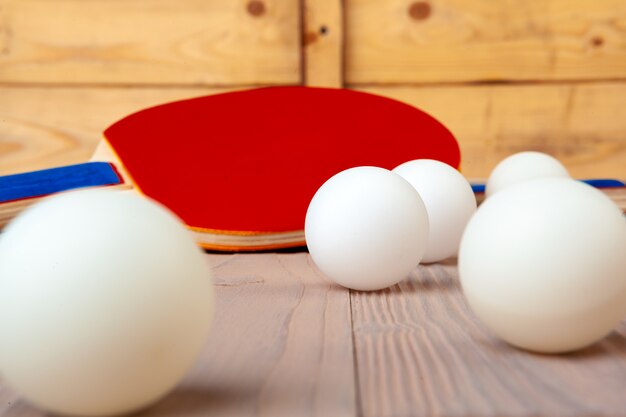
198, 240, 306, 252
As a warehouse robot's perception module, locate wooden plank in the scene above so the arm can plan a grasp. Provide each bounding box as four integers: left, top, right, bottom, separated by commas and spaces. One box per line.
356, 82, 626, 178
351, 261, 626, 417
0, 0, 299, 85
302, 0, 344, 87
0, 86, 239, 175
2, 83, 624, 181
0, 253, 357, 417
345, 0, 626, 84
3, 254, 626, 417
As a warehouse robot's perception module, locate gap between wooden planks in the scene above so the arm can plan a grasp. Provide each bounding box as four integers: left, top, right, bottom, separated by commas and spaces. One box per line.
2, 253, 626, 417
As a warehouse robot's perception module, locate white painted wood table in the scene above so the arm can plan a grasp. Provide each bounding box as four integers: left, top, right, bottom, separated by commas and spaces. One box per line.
2, 253, 626, 417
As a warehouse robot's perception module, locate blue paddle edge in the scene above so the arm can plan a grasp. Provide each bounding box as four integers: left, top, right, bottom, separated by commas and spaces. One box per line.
0, 162, 124, 204
471, 179, 626, 194
0, 162, 622, 204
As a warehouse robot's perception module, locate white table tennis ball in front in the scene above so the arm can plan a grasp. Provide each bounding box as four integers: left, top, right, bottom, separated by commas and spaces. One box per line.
305, 166, 429, 291
0, 189, 214, 416
459, 178, 626, 353
393, 159, 476, 263
485, 151, 570, 197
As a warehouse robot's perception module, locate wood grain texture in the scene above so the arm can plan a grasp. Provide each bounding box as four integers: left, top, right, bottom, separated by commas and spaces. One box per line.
1, 84, 624, 183
3, 254, 626, 416
0, 86, 239, 175
345, 0, 626, 84
0, 253, 357, 417
302, 0, 344, 87
0, 0, 299, 85
603, 187, 626, 211
356, 82, 626, 178
2, 254, 626, 416
351, 261, 626, 417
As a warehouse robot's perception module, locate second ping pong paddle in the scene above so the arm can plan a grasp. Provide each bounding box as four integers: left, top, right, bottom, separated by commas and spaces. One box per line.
0, 86, 461, 250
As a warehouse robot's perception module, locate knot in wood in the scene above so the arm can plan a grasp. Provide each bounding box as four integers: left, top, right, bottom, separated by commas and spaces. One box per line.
247, 0, 266, 17
408, 1, 432, 20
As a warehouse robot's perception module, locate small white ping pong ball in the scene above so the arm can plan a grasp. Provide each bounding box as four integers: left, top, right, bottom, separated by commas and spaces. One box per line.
0, 189, 213, 416
305, 166, 429, 291
393, 159, 476, 263
459, 178, 626, 353
486, 151, 570, 197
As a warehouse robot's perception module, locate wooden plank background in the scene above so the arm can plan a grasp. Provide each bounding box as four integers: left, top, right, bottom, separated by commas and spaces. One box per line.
0, 86, 237, 175
302, 0, 344, 87
1, 0, 625, 178
0, 0, 300, 85
359, 83, 626, 178
344, 0, 626, 84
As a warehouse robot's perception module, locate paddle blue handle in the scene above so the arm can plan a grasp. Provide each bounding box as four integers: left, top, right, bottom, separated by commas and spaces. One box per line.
0, 162, 123, 204
471, 179, 625, 194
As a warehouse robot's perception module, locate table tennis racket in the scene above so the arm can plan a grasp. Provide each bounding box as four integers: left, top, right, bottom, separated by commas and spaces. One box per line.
2, 87, 625, 250
0, 86, 461, 250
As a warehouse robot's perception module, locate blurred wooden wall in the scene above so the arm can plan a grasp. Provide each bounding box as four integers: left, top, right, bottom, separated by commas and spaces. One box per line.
1, 0, 625, 178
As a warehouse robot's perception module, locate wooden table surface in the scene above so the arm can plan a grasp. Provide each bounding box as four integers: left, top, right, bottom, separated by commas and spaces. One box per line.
1, 252, 625, 417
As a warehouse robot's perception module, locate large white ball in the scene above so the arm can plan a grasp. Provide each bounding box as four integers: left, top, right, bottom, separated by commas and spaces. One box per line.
393, 159, 476, 263
486, 151, 569, 198
0, 189, 214, 416
459, 178, 626, 353
305, 167, 429, 291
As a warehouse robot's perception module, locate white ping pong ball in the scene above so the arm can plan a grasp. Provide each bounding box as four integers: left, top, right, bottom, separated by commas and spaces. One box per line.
486, 151, 570, 197
0, 189, 213, 416
459, 178, 626, 353
393, 159, 476, 263
305, 166, 429, 291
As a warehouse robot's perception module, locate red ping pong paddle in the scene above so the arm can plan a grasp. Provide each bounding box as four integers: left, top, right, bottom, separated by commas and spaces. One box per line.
0, 87, 461, 251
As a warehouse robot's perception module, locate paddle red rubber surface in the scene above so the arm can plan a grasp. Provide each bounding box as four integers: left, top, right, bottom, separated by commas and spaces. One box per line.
104, 86, 460, 235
